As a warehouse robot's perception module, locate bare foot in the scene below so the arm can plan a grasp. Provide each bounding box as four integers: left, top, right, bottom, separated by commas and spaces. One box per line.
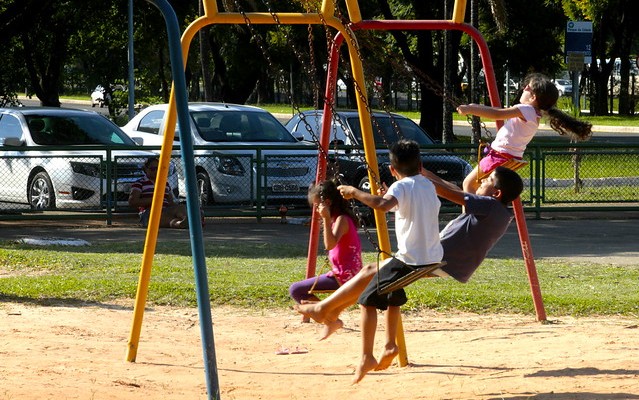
293, 303, 325, 324
319, 319, 343, 341
171, 218, 189, 229
352, 354, 378, 384
374, 345, 399, 371
300, 299, 319, 305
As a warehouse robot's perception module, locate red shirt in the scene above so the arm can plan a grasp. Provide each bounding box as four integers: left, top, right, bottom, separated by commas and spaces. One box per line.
130, 177, 173, 212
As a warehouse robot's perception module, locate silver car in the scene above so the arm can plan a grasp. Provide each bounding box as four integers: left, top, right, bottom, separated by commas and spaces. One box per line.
0, 107, 178, 210
122, 103, 318, 205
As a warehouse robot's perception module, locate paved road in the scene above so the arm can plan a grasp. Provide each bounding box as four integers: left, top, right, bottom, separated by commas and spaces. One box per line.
1, 212, 637, 266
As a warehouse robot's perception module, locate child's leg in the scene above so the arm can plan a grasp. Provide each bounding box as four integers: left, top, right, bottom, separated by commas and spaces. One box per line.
294, 264, 377, 324
317, 266, 378, 340
462, 165, 480, 193
375, 305, 401, 371
325, 264, 378, 319
353, 304, 379, 384
289, 274, 337, 304
169, 218, 188, 229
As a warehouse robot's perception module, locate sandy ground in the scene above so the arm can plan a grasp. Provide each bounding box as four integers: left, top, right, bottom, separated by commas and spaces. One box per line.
1, 301, 638, 400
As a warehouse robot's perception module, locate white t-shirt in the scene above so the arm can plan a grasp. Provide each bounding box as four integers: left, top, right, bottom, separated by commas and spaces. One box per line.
386, 175, 443, 266
490, 103, 540, 158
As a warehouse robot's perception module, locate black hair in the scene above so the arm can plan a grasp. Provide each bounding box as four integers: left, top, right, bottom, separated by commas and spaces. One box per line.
308, 179, 355, 221
492, 166, 524, 204
389, 139, 421, 176
523, 73, 592, 141
143, 156, 159, 169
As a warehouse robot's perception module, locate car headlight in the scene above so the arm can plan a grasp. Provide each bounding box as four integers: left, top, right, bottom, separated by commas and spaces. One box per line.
70, 161, 101, 177
213, 155, 245, 176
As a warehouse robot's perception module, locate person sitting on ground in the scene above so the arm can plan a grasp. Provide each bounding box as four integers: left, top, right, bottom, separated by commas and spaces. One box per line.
128, 157, 188, 229
288, 179, 363, 304
335, 139, 444, 384
295, 166, 524, 381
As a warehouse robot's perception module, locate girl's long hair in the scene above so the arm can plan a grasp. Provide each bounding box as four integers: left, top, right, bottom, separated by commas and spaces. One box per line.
308, 180, 356, 222
525, 73, 592, 141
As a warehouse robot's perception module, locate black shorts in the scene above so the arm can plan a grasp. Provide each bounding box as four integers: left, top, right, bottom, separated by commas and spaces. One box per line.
358, 257, 423, 310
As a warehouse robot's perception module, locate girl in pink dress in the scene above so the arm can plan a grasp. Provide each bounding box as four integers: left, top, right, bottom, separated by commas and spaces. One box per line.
288, 180, 363, 304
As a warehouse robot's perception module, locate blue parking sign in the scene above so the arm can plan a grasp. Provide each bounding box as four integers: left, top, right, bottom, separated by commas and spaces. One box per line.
565, 21, 593, 63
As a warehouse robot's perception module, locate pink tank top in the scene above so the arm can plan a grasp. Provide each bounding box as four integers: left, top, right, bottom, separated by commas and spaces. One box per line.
327, 215, 363, 284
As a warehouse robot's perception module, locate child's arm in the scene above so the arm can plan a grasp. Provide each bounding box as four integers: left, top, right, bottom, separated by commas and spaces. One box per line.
319, 208, 349, 251
421, 168, 466, 206
338, 185, 398, 212
457, 103, 524, 121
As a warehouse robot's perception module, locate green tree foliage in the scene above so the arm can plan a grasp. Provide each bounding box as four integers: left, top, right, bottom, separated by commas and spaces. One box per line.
476, 0, 565, 80
562, 0, 639, 115
1, 0, 637, 121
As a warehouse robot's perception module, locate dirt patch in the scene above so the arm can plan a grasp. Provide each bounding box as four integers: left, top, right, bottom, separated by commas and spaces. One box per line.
1, 302, 638, 399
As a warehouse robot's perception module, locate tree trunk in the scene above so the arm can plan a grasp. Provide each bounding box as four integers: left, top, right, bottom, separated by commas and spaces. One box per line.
416, 31, 443, 142
21, 31, 64, 107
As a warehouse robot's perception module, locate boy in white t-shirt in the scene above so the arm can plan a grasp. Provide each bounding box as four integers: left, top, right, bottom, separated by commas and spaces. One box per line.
338, 139, 443, 384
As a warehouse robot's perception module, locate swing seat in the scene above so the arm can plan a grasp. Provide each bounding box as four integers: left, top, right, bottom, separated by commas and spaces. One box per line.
377, 261, 447, 295
477, 159, 528, 181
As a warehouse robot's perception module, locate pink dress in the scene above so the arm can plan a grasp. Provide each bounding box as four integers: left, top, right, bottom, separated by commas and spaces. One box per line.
327, 215, 363, 284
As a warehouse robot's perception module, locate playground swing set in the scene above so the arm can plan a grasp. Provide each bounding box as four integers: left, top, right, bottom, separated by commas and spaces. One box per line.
127, 1, 547, 398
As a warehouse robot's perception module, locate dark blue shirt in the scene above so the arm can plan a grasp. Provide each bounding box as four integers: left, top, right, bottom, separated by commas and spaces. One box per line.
440, 194, 513, 283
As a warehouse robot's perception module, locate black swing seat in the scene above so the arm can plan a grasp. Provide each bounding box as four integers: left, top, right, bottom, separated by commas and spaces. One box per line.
377, 261, 447, 295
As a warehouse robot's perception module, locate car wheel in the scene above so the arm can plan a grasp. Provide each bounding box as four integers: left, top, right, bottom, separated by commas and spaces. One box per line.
196, 171, 214, 206
358, 176, 371, 193
29, 172, 56, 210
355, 176, 376, 226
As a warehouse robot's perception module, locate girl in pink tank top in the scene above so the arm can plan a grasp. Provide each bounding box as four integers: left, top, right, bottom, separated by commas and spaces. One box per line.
288, 180, 363, 304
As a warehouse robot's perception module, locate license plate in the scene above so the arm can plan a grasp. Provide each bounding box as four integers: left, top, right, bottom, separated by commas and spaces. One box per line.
272, 183, 299, 192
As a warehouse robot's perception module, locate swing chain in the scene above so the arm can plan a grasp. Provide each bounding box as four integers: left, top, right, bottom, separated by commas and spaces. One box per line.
467, 114, 494, 141
232, 0, 336, 170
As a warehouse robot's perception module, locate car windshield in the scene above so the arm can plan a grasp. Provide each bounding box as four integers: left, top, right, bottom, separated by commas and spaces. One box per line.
190, 110, 297, 143
346, 116, 436, 146
26, 114, 135, 146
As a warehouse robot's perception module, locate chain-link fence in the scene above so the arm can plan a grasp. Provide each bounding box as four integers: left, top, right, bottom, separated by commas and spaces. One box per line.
0, 145, 318, 222
448, 142, 639, 214
526, 143, 639, 210
0, 143, 636, 222
0, 150, 152, 213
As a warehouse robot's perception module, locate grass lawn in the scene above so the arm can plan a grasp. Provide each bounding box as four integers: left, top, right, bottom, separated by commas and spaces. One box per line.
1, 239, 637, 317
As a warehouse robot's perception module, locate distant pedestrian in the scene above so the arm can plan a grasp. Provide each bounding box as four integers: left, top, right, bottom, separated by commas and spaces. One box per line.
128, 157, 188, 229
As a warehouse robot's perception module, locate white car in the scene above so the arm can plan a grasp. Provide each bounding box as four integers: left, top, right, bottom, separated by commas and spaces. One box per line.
122, 103, 318, 205
553, 79, 573, 96
90, 85, 110, 108
0, 107, 178, 210
91, 84, 126, 108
